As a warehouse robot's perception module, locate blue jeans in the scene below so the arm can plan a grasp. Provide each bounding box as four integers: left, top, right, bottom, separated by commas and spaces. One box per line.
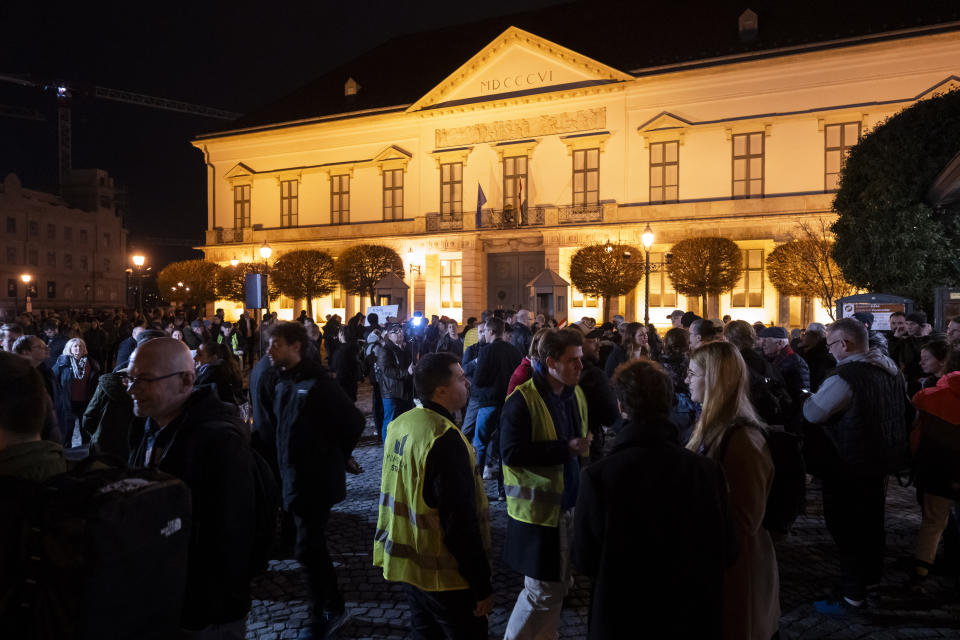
472, 406, 498, 469
382, 397, 414, 442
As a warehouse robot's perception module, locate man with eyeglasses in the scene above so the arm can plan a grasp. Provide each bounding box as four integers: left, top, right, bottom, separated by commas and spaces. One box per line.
802, 318, 908, 616
12, 335, 61, 443
127, 337, 256, 639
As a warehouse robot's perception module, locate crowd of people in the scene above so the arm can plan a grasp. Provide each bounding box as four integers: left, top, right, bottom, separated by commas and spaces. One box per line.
2, 302, 960, 639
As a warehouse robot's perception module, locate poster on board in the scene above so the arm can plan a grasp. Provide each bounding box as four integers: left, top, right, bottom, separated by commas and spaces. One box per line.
840, 302, 906, 332
365, 305, 400, 325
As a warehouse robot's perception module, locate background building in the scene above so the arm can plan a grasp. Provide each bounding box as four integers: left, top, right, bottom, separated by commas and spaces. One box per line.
1, 169, 127, 317
193, 6, 960, 326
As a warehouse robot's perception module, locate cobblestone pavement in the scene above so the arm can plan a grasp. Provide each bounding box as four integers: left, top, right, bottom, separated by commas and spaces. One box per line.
246, 381, 960, 639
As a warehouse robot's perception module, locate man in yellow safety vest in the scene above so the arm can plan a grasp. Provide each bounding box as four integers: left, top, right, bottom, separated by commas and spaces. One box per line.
499, 328, 592, 639
373, 351, 493, 639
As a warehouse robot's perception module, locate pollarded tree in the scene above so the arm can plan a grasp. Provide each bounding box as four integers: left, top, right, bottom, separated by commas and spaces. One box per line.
767, 219, 857, 320
833, 88, 960, 307
568, 243, 645, 322
666, 237, 743, 314
271, 250, 338, 310
335, 244, 405, 304
157, 259, 220, 305
215, 262, 279, 304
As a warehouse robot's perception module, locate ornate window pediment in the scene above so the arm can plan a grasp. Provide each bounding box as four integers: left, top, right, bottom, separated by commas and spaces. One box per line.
371, 145, 413, 174
224, 162, 256, 185
637, 112, 692, 147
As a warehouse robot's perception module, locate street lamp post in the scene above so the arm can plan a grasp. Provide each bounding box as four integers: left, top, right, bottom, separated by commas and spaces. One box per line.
20, 274, 32, 314
641, 224, 655, 325
132, 254, 145, 315
258, 241, 273, 359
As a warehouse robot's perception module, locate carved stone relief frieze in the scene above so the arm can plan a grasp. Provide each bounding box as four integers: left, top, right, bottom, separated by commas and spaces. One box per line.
436, 107, 606, 148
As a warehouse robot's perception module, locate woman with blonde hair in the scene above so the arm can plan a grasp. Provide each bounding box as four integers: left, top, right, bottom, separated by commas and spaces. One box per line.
686, 340, 780, 640
53, 337, 100, 447
604, 322, 649, 377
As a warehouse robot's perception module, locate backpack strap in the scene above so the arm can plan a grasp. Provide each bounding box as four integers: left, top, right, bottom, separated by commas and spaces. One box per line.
715, 419, 765, 462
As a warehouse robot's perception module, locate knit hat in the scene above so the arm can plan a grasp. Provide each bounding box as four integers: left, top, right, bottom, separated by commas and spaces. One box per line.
759, 326, 789, 339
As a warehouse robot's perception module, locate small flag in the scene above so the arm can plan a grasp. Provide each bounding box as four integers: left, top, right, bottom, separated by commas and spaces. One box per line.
476, 184, 487, 228
518, 177, 528, 225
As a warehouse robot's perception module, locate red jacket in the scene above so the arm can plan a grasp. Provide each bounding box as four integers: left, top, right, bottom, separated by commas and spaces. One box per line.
507, 357, 533, 396
910, 371, 960, 452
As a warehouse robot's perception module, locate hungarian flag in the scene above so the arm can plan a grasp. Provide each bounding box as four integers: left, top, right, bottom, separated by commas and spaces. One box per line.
518, 177, 528, 224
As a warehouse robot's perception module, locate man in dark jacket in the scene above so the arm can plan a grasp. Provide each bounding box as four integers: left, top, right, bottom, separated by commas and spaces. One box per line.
500, 329, 592, 639
42, 321, 69, 369
796, 322, 836, 392
760, 326, 811, 412
577, 328, 620, 462
511, 309, 534, 357
377, 323, 415, 442
803, 318, 908, 614
194, 341, 240, 405
268, 322, 364, 639
115, 325, 145, 368
573, 359, 735, 639
471, 317, 523, 471
127, 338, 256, 637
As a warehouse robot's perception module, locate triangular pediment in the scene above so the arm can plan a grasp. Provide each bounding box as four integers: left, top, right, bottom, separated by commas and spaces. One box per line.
408, 27, 633, 112
224, 162, 256, 179
915, 76, 960, 101
637, 112, 693, 132
371, 145, 413, 163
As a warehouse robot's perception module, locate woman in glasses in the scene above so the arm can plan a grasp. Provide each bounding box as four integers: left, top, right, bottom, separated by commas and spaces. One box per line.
686, 340, 780, 640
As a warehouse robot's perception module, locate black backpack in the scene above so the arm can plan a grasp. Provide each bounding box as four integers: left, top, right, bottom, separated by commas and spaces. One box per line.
0, 463, 192, 640
718, 422, 806, 537
747, 366, 793, 427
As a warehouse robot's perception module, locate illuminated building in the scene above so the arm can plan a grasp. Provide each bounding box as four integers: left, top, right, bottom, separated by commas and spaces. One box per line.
194, 8, 960, 326
1, 170, 127, 316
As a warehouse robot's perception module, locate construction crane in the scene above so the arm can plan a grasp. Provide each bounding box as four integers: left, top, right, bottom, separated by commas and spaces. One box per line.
0, 73, 241, 185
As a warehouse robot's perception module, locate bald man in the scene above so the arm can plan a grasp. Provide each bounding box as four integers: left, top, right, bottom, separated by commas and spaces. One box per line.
127, 338, 255, 638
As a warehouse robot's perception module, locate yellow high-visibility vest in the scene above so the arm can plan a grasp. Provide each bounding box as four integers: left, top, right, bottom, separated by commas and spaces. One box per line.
502, 377, 588, 528
373, 407, 490, 591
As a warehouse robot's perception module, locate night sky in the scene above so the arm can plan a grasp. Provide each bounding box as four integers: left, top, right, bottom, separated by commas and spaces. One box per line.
0, 0, 567, 267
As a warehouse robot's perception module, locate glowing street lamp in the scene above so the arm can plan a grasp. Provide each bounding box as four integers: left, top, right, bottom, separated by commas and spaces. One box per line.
259, 241, 272, 261
230, 257, 240, 267
131, 254, 147, 313
20, 273, 33, 313
641, 224, 655, 325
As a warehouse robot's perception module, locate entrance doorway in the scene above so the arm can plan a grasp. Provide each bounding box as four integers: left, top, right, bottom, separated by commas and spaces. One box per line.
487, 251, 544, 311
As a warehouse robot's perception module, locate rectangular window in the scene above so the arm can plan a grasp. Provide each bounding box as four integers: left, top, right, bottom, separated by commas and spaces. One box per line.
503, 155, 528, 211
572, 148, 600, 205
647, 252, 677, 307
47, 223, 56, 240
79, 255, 88, 271
29, 221, 38, 236
234, 184, 251, 228
440, 259, 462, 308
331, 175, 350, 224
7, 279, 15, 298
79, 229, 88, 244
103, 257, 111, 272
825, 122, 861, 191
649, 141, 679, 203
64, 226, 72, 241
280, 180, 298, 227
46, 252, 56, 268
571, 287, 599, 308
331, 284, 346, 308
47, 281, 56, 299
103, 233, 111, 249
5, 247, 15, 265
731, 249, 764, 307
732, 132, 764, 199
440, 163, 463, 216
64, 253, 72, 270
28, 249, 38, 266
383, 169, 404, 221
6, 217, 15, 234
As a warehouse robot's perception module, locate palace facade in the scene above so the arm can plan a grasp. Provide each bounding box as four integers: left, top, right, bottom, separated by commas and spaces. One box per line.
193, 9, 960, 327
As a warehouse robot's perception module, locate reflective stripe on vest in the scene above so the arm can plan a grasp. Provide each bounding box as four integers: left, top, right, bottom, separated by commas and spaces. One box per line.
373, 407, 490, 592
502, 377, 588, 528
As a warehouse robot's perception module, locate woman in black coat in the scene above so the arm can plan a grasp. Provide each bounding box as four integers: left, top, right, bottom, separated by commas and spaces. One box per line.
573, 359, 736, 640
53, 337, 101, 447
332, 325, 362, 402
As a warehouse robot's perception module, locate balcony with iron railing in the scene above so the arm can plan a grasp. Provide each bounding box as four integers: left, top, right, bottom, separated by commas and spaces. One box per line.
478, 206, 545, 229
558, 203, 603, 224
425, 212, 464, 232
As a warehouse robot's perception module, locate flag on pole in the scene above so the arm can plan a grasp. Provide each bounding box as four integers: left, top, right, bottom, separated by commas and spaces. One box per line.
518, 177, 528, 225
476, 184, 487, 228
